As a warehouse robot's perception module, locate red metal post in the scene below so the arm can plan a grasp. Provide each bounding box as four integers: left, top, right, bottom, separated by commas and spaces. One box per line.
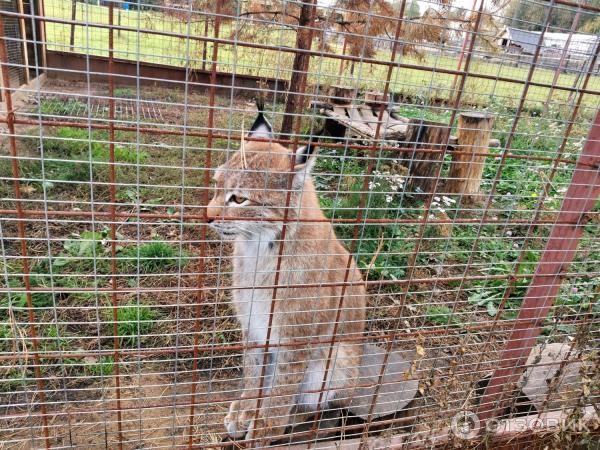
476, 109, 600, 425
0, 12, 50, 450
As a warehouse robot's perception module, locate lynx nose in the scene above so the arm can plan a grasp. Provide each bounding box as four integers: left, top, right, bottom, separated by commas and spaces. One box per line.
206, 202, 221, 224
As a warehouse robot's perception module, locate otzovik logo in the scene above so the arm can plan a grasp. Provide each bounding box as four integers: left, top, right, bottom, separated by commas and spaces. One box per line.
451, 411, 480, 439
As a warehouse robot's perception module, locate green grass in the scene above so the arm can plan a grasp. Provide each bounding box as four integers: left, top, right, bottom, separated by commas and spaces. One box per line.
0, 230, 187, 325
39, 98, 87, 116
1, 275, 55, 314
113, 87, 137, 98
119, 240, 188, 273
43, 0, 600, 109
0, 323, 16, 353
7, 125, 150, 190
111, 303, 157, 348
86, 356, 115, 376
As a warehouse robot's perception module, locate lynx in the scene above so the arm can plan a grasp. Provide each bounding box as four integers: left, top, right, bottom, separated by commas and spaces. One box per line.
207, 103, 366, 443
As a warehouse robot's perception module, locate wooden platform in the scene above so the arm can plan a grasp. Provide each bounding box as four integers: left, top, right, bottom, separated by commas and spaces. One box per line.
317, 102, 410, 141
312, 100, 500, 149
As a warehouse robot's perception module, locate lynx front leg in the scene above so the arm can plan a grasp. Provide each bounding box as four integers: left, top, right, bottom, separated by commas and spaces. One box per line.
246, 345, 309, 444
225, 348, 265, 438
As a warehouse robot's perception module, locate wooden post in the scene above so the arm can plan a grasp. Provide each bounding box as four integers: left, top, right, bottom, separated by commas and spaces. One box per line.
279, 0, 318, 137
37, 0, 47, 69
337, 36, 347, 84
70, 0, 77, 49
446, 112, 494, 202
201, 17, 209, 71
364, 91, 386, 106
403, 118, 451, 196
17, 0, 30, 83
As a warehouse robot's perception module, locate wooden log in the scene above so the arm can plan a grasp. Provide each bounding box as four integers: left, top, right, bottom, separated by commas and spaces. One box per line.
402, 118, 451, 196
446, 112, 495, 202
329, 85, 355, 104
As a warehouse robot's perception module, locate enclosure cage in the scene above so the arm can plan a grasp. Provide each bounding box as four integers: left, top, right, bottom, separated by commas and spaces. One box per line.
0, 0, 599, 448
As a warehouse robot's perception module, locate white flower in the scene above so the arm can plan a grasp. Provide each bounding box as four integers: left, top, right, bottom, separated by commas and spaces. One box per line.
385, 194, 393, 203
442, 196, 455, 206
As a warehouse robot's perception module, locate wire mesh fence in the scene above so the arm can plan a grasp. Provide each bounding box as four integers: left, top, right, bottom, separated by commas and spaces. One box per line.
1, 0, 599, 448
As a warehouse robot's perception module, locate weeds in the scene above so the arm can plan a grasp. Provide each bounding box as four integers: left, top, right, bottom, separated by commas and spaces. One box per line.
1, 276, 54, 315
39, 98, 87, 116
425, 306, 462, 327
111, 303, 157, 348
120, 240, 187, 273
86, 356, 115, 376
114, 87, 137, 98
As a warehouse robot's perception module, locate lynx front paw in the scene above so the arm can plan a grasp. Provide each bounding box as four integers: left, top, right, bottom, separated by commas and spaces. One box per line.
224, 400, 254, 439
245, 416, 271, 444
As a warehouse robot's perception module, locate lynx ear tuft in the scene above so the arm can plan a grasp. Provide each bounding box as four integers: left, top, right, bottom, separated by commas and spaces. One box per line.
294, 144, 317, 171
247, 98, 273, 140
293, 126, 324, 174
292, 142, 318, 190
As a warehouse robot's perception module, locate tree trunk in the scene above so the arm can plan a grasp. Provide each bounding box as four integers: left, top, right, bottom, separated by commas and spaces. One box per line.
280, 0, 316, 138
446, 112, 494, 203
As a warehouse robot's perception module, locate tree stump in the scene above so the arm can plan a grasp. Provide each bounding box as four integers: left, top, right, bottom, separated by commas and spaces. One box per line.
446, 112, 495, 203
328, 85, 355, 104
364, 91, 386, 106
402, 118, 451, 196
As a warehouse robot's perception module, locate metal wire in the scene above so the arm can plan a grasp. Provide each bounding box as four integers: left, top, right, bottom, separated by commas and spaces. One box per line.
1, 0, 599, 448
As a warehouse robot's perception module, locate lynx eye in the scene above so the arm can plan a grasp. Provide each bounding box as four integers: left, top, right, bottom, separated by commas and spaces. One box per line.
228, 194, 247, 205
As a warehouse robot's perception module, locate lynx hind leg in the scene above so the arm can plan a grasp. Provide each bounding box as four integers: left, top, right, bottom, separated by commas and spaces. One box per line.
328, 342, 362, 408
297, 343, 362, 412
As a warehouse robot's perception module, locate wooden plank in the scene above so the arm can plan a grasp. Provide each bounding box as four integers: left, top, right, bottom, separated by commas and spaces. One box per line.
324, 107, 375, 138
